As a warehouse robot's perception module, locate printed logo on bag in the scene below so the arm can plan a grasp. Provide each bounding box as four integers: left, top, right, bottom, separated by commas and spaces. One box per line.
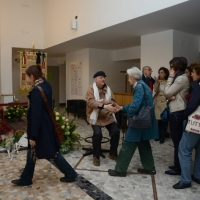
192, 114, 200, 120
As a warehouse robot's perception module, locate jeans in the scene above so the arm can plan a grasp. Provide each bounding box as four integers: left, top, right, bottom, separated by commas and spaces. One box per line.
179, 130, 200, 184
20, 149, 77, 184
92, 122, 120, 159
169, 113, 183, 171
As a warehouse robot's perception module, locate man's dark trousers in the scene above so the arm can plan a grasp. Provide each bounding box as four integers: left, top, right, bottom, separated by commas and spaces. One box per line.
92, 122, 120, 159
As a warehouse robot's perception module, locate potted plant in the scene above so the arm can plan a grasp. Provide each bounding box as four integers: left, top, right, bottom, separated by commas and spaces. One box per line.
4, 99, 27, 122
54, 108, 82, 153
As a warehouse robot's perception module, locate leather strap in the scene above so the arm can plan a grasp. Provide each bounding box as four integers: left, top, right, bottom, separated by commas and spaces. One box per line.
37, 86, 58, 130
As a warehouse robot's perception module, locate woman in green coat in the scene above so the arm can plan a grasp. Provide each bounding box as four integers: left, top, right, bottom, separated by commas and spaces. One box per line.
108, 67, 158, 177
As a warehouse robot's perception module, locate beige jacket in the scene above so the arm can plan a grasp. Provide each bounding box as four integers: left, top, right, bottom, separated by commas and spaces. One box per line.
154, 80, 167, 119
86, 85, 116, 126
164, 74, 190, 113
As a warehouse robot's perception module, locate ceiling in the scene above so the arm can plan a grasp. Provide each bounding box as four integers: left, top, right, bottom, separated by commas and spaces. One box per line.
45, 1, 200, 57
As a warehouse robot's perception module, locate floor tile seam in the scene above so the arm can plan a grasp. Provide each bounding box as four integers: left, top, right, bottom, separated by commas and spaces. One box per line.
151, 175, 158, 200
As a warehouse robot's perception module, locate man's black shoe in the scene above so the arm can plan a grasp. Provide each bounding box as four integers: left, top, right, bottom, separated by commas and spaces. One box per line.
137, 168, 156, 175
108, 169, 126, 177
173, 181, 191, 189
11, 179, 32, 186
165, 169, 181, 175
192, 175, 200, 184
60, 177, 77, 183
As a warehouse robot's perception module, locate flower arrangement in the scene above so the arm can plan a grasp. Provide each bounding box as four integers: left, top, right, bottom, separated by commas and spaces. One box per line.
4, 99, 27, 122
0, 130, 25, 148
54, 108, 82, 153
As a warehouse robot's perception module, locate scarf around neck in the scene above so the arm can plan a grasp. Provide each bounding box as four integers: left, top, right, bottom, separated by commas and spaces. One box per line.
89, 82, 117, 125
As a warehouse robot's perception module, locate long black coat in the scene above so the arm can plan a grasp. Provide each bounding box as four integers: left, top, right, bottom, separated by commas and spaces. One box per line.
27, 79, 60, 159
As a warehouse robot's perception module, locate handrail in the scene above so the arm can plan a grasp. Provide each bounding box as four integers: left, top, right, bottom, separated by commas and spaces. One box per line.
0, 102, 28, 106
0, 94, 15, 96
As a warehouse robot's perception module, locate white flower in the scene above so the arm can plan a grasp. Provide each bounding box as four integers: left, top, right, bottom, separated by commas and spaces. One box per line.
62, 116, 65, 120
8, 113, 10, 115
67, 126, 70, 129
56, 117, 59, 121
67, 132, 70, 135
61, 125, 65, 129
55, 112, 59, 116
16, 110, 19, 113
66, 119, 69, 122
66, 123, 69, 126
23, 113, 25, 115
73, 131, 75, 134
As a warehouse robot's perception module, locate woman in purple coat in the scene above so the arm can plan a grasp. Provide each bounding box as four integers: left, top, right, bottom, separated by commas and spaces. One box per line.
11, 65, 77, 186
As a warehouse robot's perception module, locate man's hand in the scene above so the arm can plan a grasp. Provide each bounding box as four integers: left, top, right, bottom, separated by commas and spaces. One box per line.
101, 99, 110, 105
29, 139, 36, 147
104, 104, 118, 113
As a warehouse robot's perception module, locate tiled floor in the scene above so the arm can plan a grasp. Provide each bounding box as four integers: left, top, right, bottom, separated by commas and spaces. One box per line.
0, 111, 200, 200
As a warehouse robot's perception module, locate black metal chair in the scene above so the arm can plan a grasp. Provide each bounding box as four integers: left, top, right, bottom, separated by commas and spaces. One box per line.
66, 100, 77, 117
76, 100, 89, 124
82, 136, 110, 158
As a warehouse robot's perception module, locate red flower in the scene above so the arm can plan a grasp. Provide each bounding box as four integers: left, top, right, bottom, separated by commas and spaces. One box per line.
0, 137, 2, 141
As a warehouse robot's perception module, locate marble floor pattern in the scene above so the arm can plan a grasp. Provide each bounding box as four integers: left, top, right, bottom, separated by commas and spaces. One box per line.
0, 112, 200, 200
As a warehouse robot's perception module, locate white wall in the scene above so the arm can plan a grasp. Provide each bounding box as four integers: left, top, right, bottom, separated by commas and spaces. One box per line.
43, 0, 188, 48
112, 46, 140, 61
173, 30, 200, 64
0, 0, 44, 102
89, 48, 132, 93
141, 30, 174, 78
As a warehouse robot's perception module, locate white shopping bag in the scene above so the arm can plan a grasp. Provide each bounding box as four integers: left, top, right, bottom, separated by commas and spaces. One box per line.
186, 106, 200, 134
18, 133, 28, 147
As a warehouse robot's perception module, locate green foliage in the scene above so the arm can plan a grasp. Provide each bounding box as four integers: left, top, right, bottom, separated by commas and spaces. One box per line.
0, 137, 6, 148
54, 108, 82, 153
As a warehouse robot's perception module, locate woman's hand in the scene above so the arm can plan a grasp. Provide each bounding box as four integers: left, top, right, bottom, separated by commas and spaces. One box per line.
29, 139, 36, 147
154, 76, 159, 83
168, 96, 176, 101
112, 102, 123, 112
169, 68, 176, 78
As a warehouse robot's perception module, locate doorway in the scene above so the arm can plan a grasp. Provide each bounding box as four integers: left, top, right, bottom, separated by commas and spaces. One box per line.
47, 66, 59, 107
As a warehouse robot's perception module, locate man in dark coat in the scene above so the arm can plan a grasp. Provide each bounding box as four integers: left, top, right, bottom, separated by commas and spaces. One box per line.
142, 66, 155, 91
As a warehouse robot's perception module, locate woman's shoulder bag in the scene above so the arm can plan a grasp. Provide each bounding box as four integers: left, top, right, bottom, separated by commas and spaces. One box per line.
129, 83, 154, 129
37, 86, 65, 143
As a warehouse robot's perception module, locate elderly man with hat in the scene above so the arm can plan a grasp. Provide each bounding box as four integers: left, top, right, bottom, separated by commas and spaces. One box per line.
86, 71, 120, 166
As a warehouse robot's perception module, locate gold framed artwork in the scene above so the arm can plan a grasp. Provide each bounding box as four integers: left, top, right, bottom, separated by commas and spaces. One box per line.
18, 51, 47, 96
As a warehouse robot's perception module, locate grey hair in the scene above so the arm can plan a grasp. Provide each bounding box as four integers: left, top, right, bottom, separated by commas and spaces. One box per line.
127, 67, 142, 80
142, 66, 149, 73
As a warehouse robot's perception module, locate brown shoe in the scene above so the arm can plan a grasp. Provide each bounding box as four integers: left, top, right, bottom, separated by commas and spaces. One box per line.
93, 156, 100, 166
108, 154, 118, 161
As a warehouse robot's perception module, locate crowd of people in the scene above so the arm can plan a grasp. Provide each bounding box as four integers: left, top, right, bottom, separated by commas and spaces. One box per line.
11, 58, 200, 190
85, 57, 200, 190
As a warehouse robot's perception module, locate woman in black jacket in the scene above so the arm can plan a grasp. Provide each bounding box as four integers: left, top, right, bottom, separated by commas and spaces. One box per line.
11, 65, 77, 186
173, 62, 200, 189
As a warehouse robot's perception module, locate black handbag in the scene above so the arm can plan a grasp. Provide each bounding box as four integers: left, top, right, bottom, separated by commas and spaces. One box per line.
129, 84, 154, 129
